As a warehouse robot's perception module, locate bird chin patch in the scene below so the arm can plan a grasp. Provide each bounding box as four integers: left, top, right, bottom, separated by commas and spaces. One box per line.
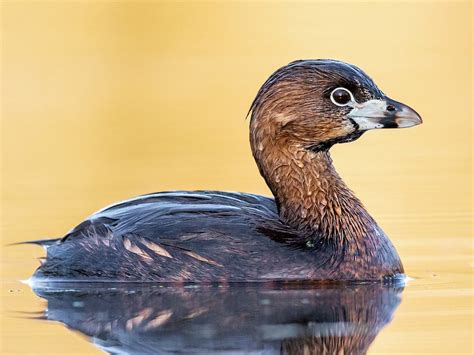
306, 131, 365, 152
337, 130, 365, 144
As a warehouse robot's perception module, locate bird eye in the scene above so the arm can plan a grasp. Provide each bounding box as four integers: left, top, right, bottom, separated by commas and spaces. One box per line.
330, 87, 354, 107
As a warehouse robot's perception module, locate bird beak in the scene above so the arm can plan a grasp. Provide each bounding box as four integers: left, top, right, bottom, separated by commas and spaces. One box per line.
347, 97, 422, 130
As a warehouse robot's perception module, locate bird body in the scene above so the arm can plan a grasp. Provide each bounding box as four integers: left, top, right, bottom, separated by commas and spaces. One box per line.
34, 190, 403, 282
30, 59, 421, 283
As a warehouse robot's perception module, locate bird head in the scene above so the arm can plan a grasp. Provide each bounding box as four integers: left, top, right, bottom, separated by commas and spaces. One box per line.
249, 60, 422, 152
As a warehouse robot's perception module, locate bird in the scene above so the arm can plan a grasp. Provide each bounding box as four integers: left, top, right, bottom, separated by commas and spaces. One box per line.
28, 59, 422, 283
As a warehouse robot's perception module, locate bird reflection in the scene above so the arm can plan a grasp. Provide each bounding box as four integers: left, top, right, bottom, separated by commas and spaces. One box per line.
31, 282, 403, 354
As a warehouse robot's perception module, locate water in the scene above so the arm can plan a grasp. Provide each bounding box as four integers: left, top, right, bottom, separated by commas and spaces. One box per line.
24, 282, 404, 354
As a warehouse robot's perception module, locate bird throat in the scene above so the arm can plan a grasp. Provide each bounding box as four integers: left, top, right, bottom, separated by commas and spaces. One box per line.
252, 140, 376, 243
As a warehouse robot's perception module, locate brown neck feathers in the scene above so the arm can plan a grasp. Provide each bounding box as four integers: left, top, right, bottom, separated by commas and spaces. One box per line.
250, 116, 376, 245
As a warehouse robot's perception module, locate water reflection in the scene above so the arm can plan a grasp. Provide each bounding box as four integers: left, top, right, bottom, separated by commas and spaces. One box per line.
31, 283, 403, 354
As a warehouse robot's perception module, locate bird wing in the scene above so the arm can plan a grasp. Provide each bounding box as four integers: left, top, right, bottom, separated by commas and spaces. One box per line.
33, 191, 306, 281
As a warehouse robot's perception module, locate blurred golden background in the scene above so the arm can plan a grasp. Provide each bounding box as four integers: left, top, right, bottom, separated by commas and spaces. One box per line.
1, 1, 472, 354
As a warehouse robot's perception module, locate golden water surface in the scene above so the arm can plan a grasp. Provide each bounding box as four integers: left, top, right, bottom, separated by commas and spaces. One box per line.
1, 2, 472, 354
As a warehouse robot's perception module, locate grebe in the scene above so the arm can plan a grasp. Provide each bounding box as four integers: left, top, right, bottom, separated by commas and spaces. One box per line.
30, 59, 422, 282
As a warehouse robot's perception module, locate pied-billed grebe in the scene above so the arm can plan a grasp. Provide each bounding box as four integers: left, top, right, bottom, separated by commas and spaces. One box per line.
29, 59, 421, 282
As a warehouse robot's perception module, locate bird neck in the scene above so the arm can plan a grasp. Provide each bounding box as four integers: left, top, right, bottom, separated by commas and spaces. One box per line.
251, 134, 376, 243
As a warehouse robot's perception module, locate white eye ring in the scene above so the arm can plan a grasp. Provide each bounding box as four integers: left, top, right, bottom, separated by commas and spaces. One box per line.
330, 87, 356, 107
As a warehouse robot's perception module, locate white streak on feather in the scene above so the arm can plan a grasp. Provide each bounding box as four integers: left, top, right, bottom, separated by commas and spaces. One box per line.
184, 251, 223, 267
123, 238, 153, 262
141, 240, 172, 258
